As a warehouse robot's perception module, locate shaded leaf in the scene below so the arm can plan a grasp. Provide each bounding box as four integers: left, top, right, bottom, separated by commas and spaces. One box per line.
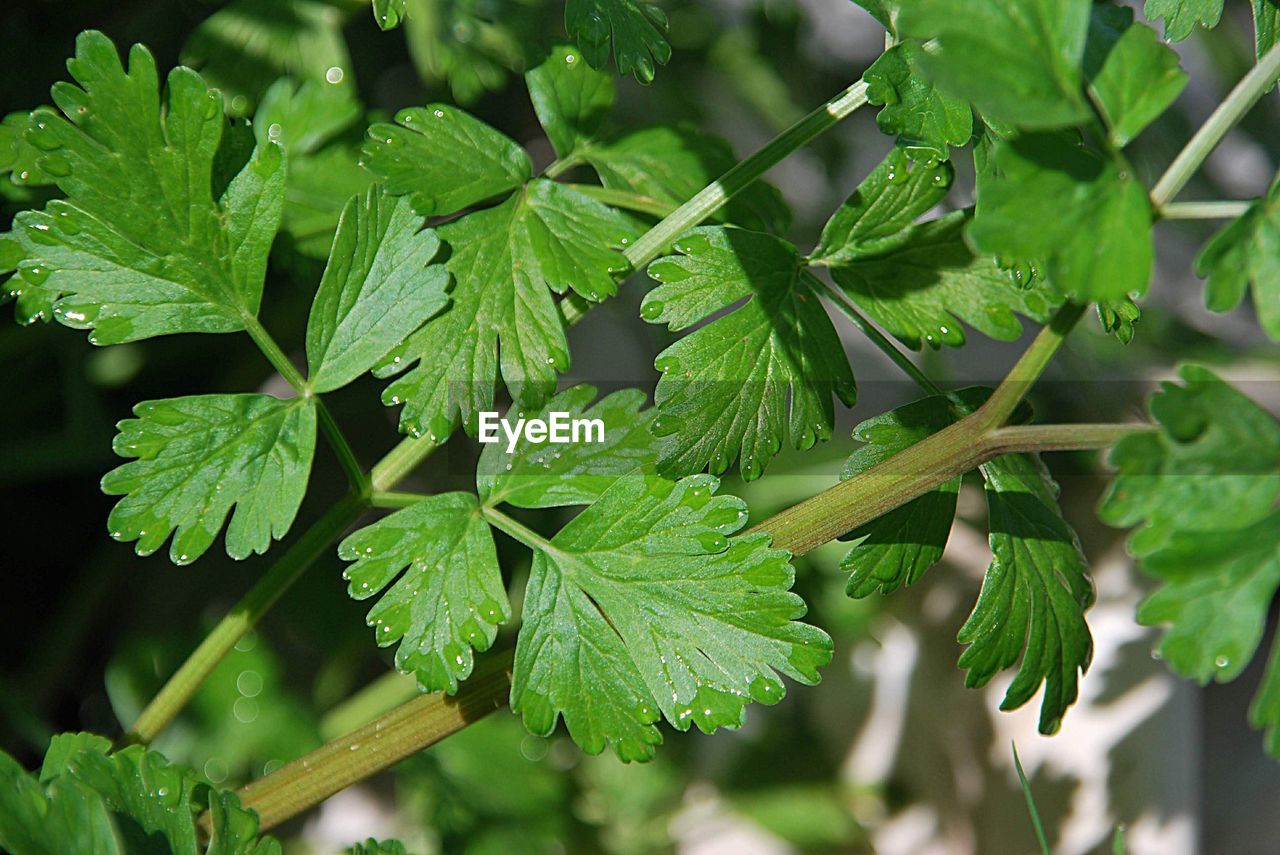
566, 0, 672, 83
865, 41, 973, 161
1195, 171, 1280, 341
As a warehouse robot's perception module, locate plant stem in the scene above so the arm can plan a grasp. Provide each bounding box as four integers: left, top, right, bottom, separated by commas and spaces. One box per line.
123, 494, 366, 745
973, 303, 1086, 431
369, 435, 441, 492
230, 648, 514, 833
806, 271, 945, 398
481, 506, 553, 551
243, 316, 369, 493
319, 670, 421, 740
1159, 200, 1254, 220
620, 79, 870, 269
564, 184, 677, 219
369, 490, 431, 509
234, 417, 1150, 823
1150, 41, 1280, 208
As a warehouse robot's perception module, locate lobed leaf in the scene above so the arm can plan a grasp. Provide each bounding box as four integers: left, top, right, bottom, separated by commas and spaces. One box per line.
969, 131, 1153, 302
102, 394, 316, 564
1257, 0, 1280, 60
9, 32, 285, 343
896, 0, 1093, 130
477, 384, 658, 508
961, 453, 1094, 734
0, 734, 281, 855
379, 179, 637, 439
1195, 170, 1280, 341
565, 0, 672, 83
829, 212, 1061, 350
809, 149, 953, 266
864, 41, 973, 161
1099, 365, 1280, 754
363, 105, 532, 218
1144, 0, 1223, 42
254, 77, 361, 155
339, 493, 508, 694
305, 187, 450, 392
642, 227, 856, 480
526, 45, 615, 160
1084, 6, 1188, 148
511, 472, 831, 761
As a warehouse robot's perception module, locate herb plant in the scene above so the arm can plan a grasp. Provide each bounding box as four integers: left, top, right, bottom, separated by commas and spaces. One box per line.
1, 0, 1279, 851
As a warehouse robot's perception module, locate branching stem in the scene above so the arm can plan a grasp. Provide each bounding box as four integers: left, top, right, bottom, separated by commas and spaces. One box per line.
1151, 41, 1280, 208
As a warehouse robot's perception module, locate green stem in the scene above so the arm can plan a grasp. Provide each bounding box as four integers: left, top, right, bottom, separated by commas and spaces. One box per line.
806, 271, 945, 398
234, 417, 1149, 825
481, 506, 552, 551
319, 670, 420, 740
369, 435, 441, 492
369, 490, 431, 509
621, 79, 870, 269
542, 155, 582, 179
229, 648, 514, 833
243, 316, 369, 493
123, 494, 366, 745
1150, 41, 1280, 208
1158, 200, 1253, 220
973, 303, 1086, 431
564, 184, 678, 219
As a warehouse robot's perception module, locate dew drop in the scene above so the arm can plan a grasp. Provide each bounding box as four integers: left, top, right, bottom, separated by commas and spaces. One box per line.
640, 300, 664, 321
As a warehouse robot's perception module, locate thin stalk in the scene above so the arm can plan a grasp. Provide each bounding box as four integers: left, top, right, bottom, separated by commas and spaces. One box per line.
973, 303, 1086, 431
542, 155, 582, 179
243, 316, 369, 493
481, 506, 552, 551
1151, 41, 1280, 208
123, 494, 366, 745
565, 184, 677, 219
369, 490, 431, 509
621, 79, 870, 269
319, 670, 420, 740
229, 415, 1148, 826
370, 435, 441, 492
229, 648, 514, 833
1159, 200, 1253, 220
807, 271, 944, 398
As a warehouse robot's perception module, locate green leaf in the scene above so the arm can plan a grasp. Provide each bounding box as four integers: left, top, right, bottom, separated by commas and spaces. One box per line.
968, 132, 1153, 301
642, 227, 856, 480
350, 841, 414, 855
101, 394, 316, 564
896, 0, 1093, 129
10, 32, 286, 343
1144, 0, 1223, 42
401, 0, 531, 104
0, 111, 53, 187
374, 0, 408, 30
1083, 6, 1188, 148
1099, 365, 1280, 554
864, 41, 973, 161
339, 493, 508, 694
1, 736, 282, 855
1256, 0, 1280, 59
305, 187, 450, 392
254, 77, 361, 155
182, 0, 352, 114
526, 45, 615, 159
583, 124, 791, 233
1099, 365, 1280, 753
1097, 297, 1141, 344
278, 143, 375, 260
477, 384, 658, 508
839, 392, 991, 597
829, 211, 1061, 350
809, 149, 954, 266
379, 180, 638, 438
961, 452, 1094, 734
565, 0, 672, 83
511, 472, 832, 761
363, 105, 532, 218
1195, 171, 1280, 341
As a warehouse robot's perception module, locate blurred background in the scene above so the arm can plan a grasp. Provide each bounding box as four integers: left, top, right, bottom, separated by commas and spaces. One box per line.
1, 0, 1279, 852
